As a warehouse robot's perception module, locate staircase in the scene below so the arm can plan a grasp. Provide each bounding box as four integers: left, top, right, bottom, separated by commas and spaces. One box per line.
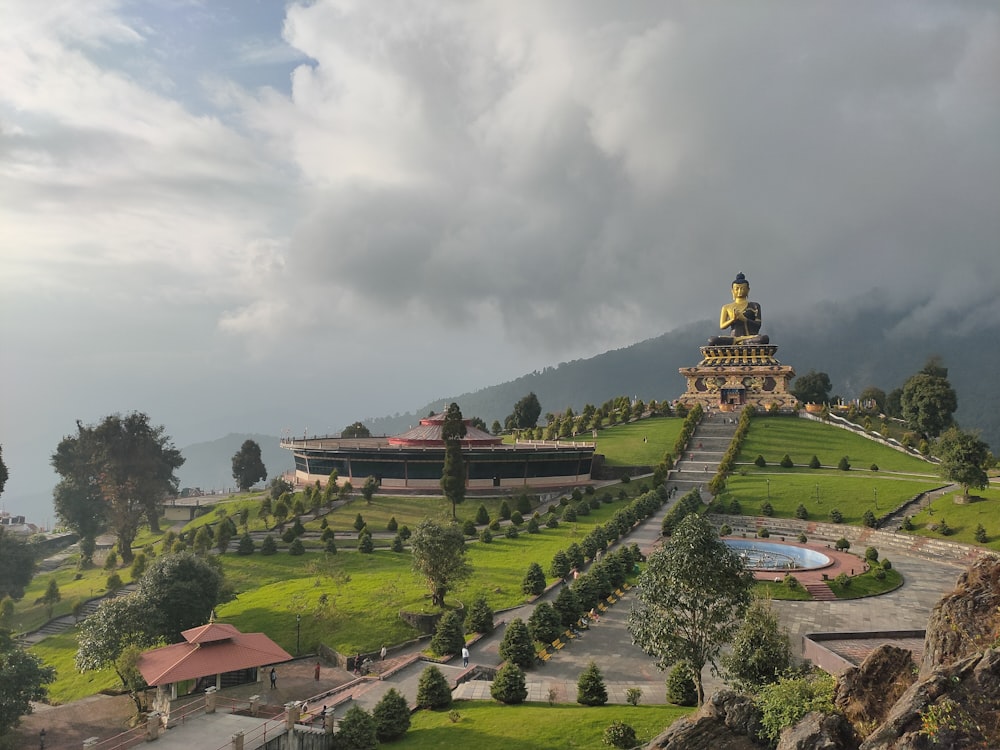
666, 412, 738, 498
20, 584, 138, 645
804, 582, 838, 601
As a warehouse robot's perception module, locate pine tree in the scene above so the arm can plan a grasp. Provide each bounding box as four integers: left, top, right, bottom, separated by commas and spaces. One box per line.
576, 661, 608, 705
465, 594, 494, 635
372, 687, 411, 741
236, 533, 255, 556
430, 610, 465, 657
521, 562, 546, 596
336, 705, 378, 750
416, 665, 452, 709
490, 662, 528, 704
498, 618, 535, 669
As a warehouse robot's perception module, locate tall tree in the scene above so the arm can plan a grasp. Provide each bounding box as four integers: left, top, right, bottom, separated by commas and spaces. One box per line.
627, 513, 753, 705
0, 444, 7, 496
0, 527, 36, 600
361, 475, 379, 504
410, 519, 471, 607
231, 439, 267, 492
901, 367, 957, 438
0, 631, 56, 736
508, 392, 542, 429
52, 413, 184, 562
858, 386, 887, 413
936, 427, 991, 499
440, 402, 467, 519
790, 370, 832, 405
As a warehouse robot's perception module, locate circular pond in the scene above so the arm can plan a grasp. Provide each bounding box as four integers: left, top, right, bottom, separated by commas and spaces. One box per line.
724, 539, 832, 572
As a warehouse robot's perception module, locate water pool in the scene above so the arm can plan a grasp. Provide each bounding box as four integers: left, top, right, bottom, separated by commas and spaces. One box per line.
724, 539, 831, 571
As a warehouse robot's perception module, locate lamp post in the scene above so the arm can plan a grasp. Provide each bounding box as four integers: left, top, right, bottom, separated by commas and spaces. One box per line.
815, 484, 820, 503
874, 487, 878, 510
766, 478, 770, 500
296, 614, 301, 656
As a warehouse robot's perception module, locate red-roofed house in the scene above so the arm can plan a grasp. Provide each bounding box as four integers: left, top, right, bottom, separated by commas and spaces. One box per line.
138, 623, 291, 704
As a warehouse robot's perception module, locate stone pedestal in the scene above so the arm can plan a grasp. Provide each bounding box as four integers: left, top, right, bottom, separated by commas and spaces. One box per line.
678, 345, 796, 412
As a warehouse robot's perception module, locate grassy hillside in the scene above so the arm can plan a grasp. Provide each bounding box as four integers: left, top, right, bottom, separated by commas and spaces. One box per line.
726, 417, 944, 524
907, 486, 1000, 551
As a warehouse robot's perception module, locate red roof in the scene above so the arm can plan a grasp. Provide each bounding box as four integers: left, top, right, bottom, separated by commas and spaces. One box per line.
137, 623, 292, 686
388, 414, 502, 447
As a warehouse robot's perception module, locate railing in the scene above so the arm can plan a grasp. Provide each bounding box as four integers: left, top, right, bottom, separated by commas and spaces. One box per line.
209, 711, 287, 750
84, 723, 147, 750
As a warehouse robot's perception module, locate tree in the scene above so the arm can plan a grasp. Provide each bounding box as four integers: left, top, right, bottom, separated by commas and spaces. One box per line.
553, 584, 583, 628
901, 366, 957, 438
137, 552, 224, 642
269, 476, 293, 501
790, 370, 832, 405
498, 617, 535, 669
429, 610, 465, 657
577, 661, 608, 706
936, 427, 990, 499
416, 665, 452, 709
721, 598, 792, 693
231, 439, 267, 492
52, 476, 105, 567
0, 631, 56, 735
440, 402, 467, 519
522, 562, 546, 596
665, 662, 698, 706
77, 594, 159, 690
41, 578, 61, 619
508, 392, 542, 430
361, 475, 379, 504
336, 704, 378, 750
341, 421, 372, 438
410, 519, 471, 607
491, 662, 528, 704
0, 527, 36, 600
52, 413, 184, 562
0, 444, 6, 497
527, 602, 563, 645
465, 594, 494, 635
627, 513, 753, 705
491, 420, 503, 435
372, 687, 411, 741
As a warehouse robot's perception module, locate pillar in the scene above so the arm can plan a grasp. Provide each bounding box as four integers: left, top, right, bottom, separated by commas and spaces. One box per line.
145, 711, 160, 741
249, 695, 261, 717
205, 686, 218, 714
284, 701, 300, 729
231, 732, 244, 750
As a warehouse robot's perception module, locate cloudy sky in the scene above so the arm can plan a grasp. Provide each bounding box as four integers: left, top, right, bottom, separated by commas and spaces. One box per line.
2, 1, 999, 521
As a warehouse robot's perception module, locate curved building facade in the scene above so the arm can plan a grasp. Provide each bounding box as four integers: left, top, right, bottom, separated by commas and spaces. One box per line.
282, 414, 595, 490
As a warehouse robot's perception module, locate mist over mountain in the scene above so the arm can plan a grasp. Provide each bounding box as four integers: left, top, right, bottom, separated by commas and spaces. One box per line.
365, 299, 1000, 451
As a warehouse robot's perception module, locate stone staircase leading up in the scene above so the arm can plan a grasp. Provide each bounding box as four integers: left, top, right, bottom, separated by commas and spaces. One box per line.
804, 582, 838, 601
666, 412, 738, 498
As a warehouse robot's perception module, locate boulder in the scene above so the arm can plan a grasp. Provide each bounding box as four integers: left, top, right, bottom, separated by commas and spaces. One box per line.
647, 690, 766, 750
920, 554, 1000, 676
834, 645, 917, 731
776, 711, 861, 750
860, 647, 1000, 750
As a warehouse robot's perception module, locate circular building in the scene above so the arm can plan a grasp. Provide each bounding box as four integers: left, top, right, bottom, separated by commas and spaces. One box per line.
282, 413, 596, 491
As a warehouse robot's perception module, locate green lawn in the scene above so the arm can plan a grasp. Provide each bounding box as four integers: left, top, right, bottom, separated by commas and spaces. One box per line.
587, 417, 684, 467
906, 487, 1000, 551
399, 701, 693, 749
740, 417, 938, 474
716, 416, 945, 524
30, 631, 120, 704
829, 567, 903, 599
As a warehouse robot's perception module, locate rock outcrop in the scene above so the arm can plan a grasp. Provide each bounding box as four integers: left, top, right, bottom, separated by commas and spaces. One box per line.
647, 690, 766, 750
776, 711, 860, 750
920, 553, 1000, 677
834, 645, 917, 733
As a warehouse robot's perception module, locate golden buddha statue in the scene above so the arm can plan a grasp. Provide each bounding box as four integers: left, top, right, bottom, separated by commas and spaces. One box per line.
708, 272, 769, 345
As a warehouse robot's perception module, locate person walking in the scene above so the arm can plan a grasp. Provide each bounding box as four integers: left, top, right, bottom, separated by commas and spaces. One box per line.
380, 644, 387, 662
269, 667, 277, 689
461, 646, 470, 668
314, 661, 321, 681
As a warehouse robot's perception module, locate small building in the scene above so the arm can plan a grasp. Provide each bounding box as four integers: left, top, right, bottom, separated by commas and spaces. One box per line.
138, 623, 292, 710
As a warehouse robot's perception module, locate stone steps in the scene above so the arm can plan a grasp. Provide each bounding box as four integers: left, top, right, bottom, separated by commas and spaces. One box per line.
805, 582, 838, 601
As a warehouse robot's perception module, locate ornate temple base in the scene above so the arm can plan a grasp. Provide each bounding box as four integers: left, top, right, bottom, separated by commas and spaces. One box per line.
678, 345, 796, 412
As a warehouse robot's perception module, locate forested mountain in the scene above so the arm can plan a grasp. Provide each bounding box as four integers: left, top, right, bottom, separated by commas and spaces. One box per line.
366, 302, 1000, 451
